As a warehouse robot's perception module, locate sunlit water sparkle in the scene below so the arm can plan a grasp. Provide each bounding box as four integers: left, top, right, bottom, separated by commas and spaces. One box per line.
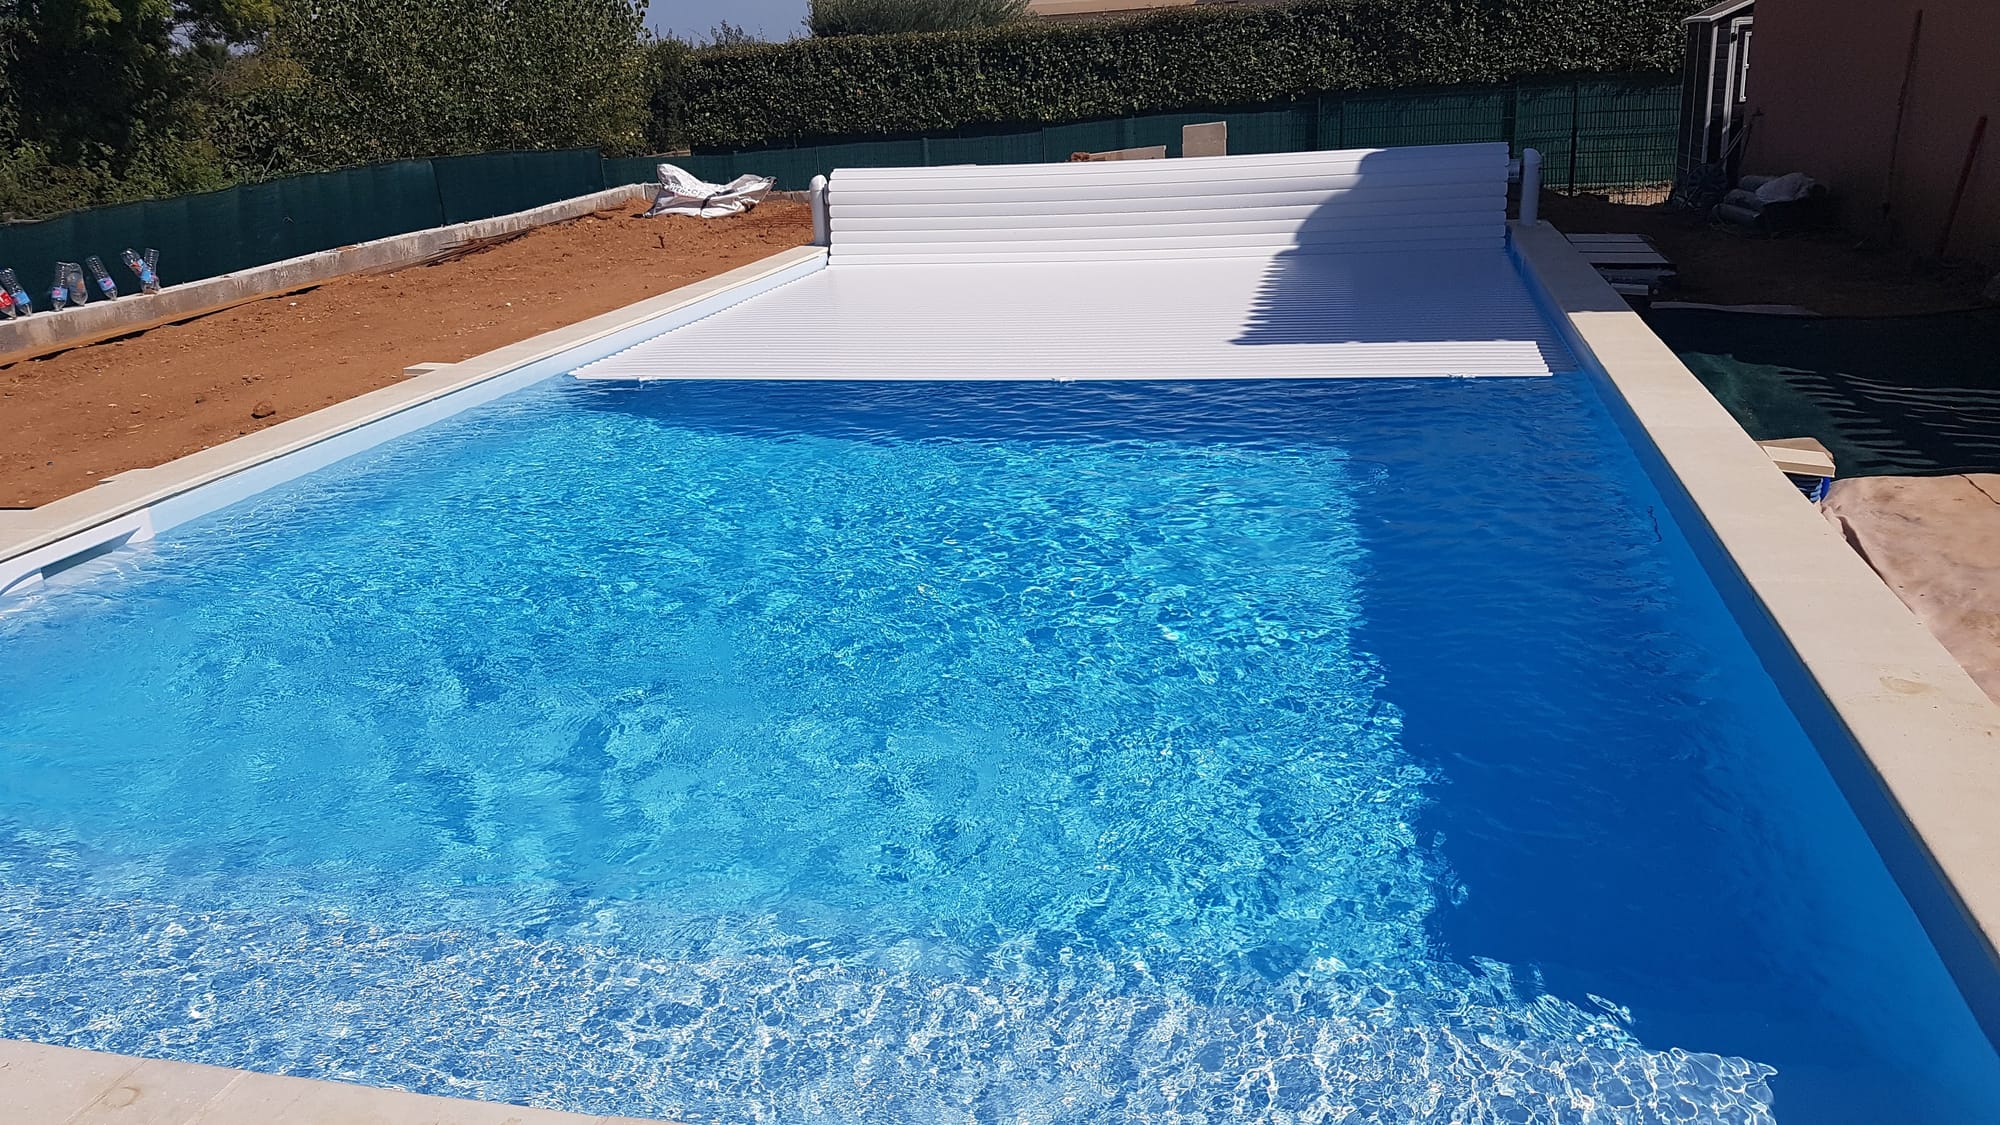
3, 378, 1996, 1122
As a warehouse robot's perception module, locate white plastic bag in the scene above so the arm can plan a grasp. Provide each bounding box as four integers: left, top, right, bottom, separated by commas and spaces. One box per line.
644, 164, 774, 218
1753, 172, 1818, 204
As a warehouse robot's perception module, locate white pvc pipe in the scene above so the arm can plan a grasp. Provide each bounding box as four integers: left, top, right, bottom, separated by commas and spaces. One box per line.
809, 175, 831, 247
1519, 148, 1542, 225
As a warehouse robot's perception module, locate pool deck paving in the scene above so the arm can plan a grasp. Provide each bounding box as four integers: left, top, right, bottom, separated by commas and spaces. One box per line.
1823, 473, 2000, 704
0, 250, 829, 1121
2, 229, 1998, 1117
0, 1039, 677, 1125
0, 244, 829, 597
1516, 219, 2000, 1027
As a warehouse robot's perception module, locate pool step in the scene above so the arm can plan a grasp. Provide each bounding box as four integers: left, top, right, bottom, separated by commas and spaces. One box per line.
0, 509, 154, 600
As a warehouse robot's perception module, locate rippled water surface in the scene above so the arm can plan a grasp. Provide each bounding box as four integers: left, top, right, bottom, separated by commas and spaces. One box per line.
3, 378, 1997, 1123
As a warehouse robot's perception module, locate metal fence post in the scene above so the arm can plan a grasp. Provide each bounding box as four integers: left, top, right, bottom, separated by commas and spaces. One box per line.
1568, 81, 1582, 194
1519, 149, 1542, 225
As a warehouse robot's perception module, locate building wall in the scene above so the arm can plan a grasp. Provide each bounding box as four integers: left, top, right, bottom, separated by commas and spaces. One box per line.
1747, 0, 1998, 264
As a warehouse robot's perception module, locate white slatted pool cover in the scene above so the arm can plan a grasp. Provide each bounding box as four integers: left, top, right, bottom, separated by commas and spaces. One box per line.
576, 143, 1575, 381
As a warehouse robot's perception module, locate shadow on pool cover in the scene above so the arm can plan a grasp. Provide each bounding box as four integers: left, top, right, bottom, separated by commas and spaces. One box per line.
1230, 152, 1574, 376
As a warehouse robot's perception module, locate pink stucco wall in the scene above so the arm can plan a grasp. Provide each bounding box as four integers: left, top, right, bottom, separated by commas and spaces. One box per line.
1747, 0, 1998, 265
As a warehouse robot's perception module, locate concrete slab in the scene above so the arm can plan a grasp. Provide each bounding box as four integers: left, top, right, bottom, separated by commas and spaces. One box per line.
176, 1070, 308, 1125
1071, 145, 1167, 161
1759, 436, 1836, 476
0, 1039, 143, 1123
1181, 122, 1228, 158
64, 1057, 241, 1124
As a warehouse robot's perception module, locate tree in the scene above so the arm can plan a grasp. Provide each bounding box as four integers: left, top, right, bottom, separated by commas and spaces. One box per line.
807, 0, 1026, 38
705, 20, 760, 47
0, 0, 274, 213
233, 0, 652, 173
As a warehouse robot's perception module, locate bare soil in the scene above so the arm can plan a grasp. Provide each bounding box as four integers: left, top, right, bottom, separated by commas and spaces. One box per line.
1540, 192, 1993, 316
0, 201, 813, 508
8, 191, 1988, 509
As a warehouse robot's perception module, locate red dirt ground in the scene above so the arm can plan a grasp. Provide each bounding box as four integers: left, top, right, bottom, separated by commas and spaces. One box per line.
0, 201, 813, 508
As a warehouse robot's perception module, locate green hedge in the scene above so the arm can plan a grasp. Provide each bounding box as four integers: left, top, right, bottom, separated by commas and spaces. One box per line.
0, 0, 652, 219
679, 0, 1698, 150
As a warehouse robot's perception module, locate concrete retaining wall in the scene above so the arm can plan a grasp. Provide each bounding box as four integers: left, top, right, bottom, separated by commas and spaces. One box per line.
0, 183, 655, 367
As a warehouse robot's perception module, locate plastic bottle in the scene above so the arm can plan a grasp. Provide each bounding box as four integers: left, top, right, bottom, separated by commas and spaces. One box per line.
85, 256, 118, 300
50, 266, 70, 311
0, 285, 15, 319
65, 262, 88, 305
122, 248, 161, 294
1, 269, 29, 315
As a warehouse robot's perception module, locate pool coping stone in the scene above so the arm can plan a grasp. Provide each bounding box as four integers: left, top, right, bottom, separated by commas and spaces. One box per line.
5, 227, 1998, 1111
1513, 219, 2000, 1030
0, 244, 832, 1124
0, 1039, 677, 1124
0, 244, 829, 597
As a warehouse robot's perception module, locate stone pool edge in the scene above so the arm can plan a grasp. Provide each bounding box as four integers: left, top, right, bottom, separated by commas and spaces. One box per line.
5, 225, 1997, 1113
0, 243, 825, 1123
1512, 219, 2000, 1034
0, 1039, 677, 1125
0, 244, 829, 599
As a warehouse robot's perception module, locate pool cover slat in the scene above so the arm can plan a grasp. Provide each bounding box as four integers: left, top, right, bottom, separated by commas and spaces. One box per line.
576, 143, 1570, 382
574, 252, 1574, 381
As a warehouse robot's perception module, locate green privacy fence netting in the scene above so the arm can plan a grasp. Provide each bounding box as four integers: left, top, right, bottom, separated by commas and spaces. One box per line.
2, 78, 1676, 294
653, 76, 1679, 197
0, 150, 603, 301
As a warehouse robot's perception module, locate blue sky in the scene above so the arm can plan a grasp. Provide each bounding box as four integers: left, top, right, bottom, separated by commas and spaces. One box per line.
649, 0, 810, 43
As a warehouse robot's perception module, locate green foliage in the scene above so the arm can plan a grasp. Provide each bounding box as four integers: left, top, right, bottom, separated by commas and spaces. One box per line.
807, 0, 1027, 37
0, 0, 261, 215
238, 0, 652, 175
705, 20, 764, 47
0, 0, 654, 217
688, 0, 1698, 150
0, 0, 1701, 220
4, 0, 182, 163
642, 37, 694, 153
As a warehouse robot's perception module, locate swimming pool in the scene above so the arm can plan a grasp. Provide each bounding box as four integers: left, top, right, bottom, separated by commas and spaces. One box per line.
3, 372, 1998, 1122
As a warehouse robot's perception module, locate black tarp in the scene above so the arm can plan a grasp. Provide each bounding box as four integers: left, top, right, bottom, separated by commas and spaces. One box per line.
1646, 306, 2000, 477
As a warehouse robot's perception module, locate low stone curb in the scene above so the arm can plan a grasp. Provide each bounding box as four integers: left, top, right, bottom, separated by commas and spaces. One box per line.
0, 184, 655, 367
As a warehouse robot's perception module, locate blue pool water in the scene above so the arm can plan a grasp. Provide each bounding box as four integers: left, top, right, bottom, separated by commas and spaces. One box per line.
2, 377, 1997, 1122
